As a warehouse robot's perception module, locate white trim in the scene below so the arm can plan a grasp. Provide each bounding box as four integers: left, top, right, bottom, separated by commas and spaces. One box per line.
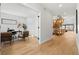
39, 36, 53, 44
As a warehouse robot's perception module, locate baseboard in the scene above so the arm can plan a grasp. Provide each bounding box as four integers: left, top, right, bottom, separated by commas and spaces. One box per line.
39, 37, 52, 44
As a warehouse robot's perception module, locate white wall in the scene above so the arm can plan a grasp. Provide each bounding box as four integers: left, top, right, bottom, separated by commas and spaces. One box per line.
64, 16, 75, 24
24, 3, 53, 43
41, 9, 53, 43
1, 12, 27, 32
64, 16, 76, 31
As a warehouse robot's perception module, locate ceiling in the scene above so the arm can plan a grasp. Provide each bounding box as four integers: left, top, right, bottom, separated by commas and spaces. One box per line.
1, 3, 77, 17
1, 3, 38, 17
41, 3, 77, 17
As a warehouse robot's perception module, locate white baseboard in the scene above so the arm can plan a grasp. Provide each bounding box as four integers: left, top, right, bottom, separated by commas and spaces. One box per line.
39, 36, 52, 44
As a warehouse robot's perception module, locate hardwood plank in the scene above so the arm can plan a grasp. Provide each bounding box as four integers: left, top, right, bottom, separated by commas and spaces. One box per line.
1, 31, 78, 55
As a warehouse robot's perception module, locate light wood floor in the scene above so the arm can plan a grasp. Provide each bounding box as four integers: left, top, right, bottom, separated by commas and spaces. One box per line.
0, 31, 78, 55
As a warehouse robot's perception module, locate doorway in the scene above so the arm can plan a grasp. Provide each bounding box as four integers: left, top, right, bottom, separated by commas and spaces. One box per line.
22, 4, 40, 43
1, 3, 40, 55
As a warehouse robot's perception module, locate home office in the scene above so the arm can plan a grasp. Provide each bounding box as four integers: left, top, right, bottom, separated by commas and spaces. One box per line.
1, 3, 39, 45
1, 12, 29, 43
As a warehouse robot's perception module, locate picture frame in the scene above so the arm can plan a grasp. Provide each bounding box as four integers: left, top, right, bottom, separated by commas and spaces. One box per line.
1, 18, 17, 25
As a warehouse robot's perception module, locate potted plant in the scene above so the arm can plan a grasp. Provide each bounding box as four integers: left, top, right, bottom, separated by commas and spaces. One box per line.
22, 23, 27, 31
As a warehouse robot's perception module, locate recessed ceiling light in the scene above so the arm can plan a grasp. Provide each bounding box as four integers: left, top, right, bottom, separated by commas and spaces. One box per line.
59, 4, 63, 7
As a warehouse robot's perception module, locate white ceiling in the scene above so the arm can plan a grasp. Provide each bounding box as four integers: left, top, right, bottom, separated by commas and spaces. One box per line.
1, 3, 77, 17
1, 3, 38, 17
40, 3, 77, 16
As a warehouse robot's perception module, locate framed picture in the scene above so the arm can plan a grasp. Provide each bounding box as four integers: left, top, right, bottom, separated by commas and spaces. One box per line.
1, 18, 17, 25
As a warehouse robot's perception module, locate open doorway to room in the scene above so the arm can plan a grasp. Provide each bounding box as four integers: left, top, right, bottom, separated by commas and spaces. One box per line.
0, 3, 40, 55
